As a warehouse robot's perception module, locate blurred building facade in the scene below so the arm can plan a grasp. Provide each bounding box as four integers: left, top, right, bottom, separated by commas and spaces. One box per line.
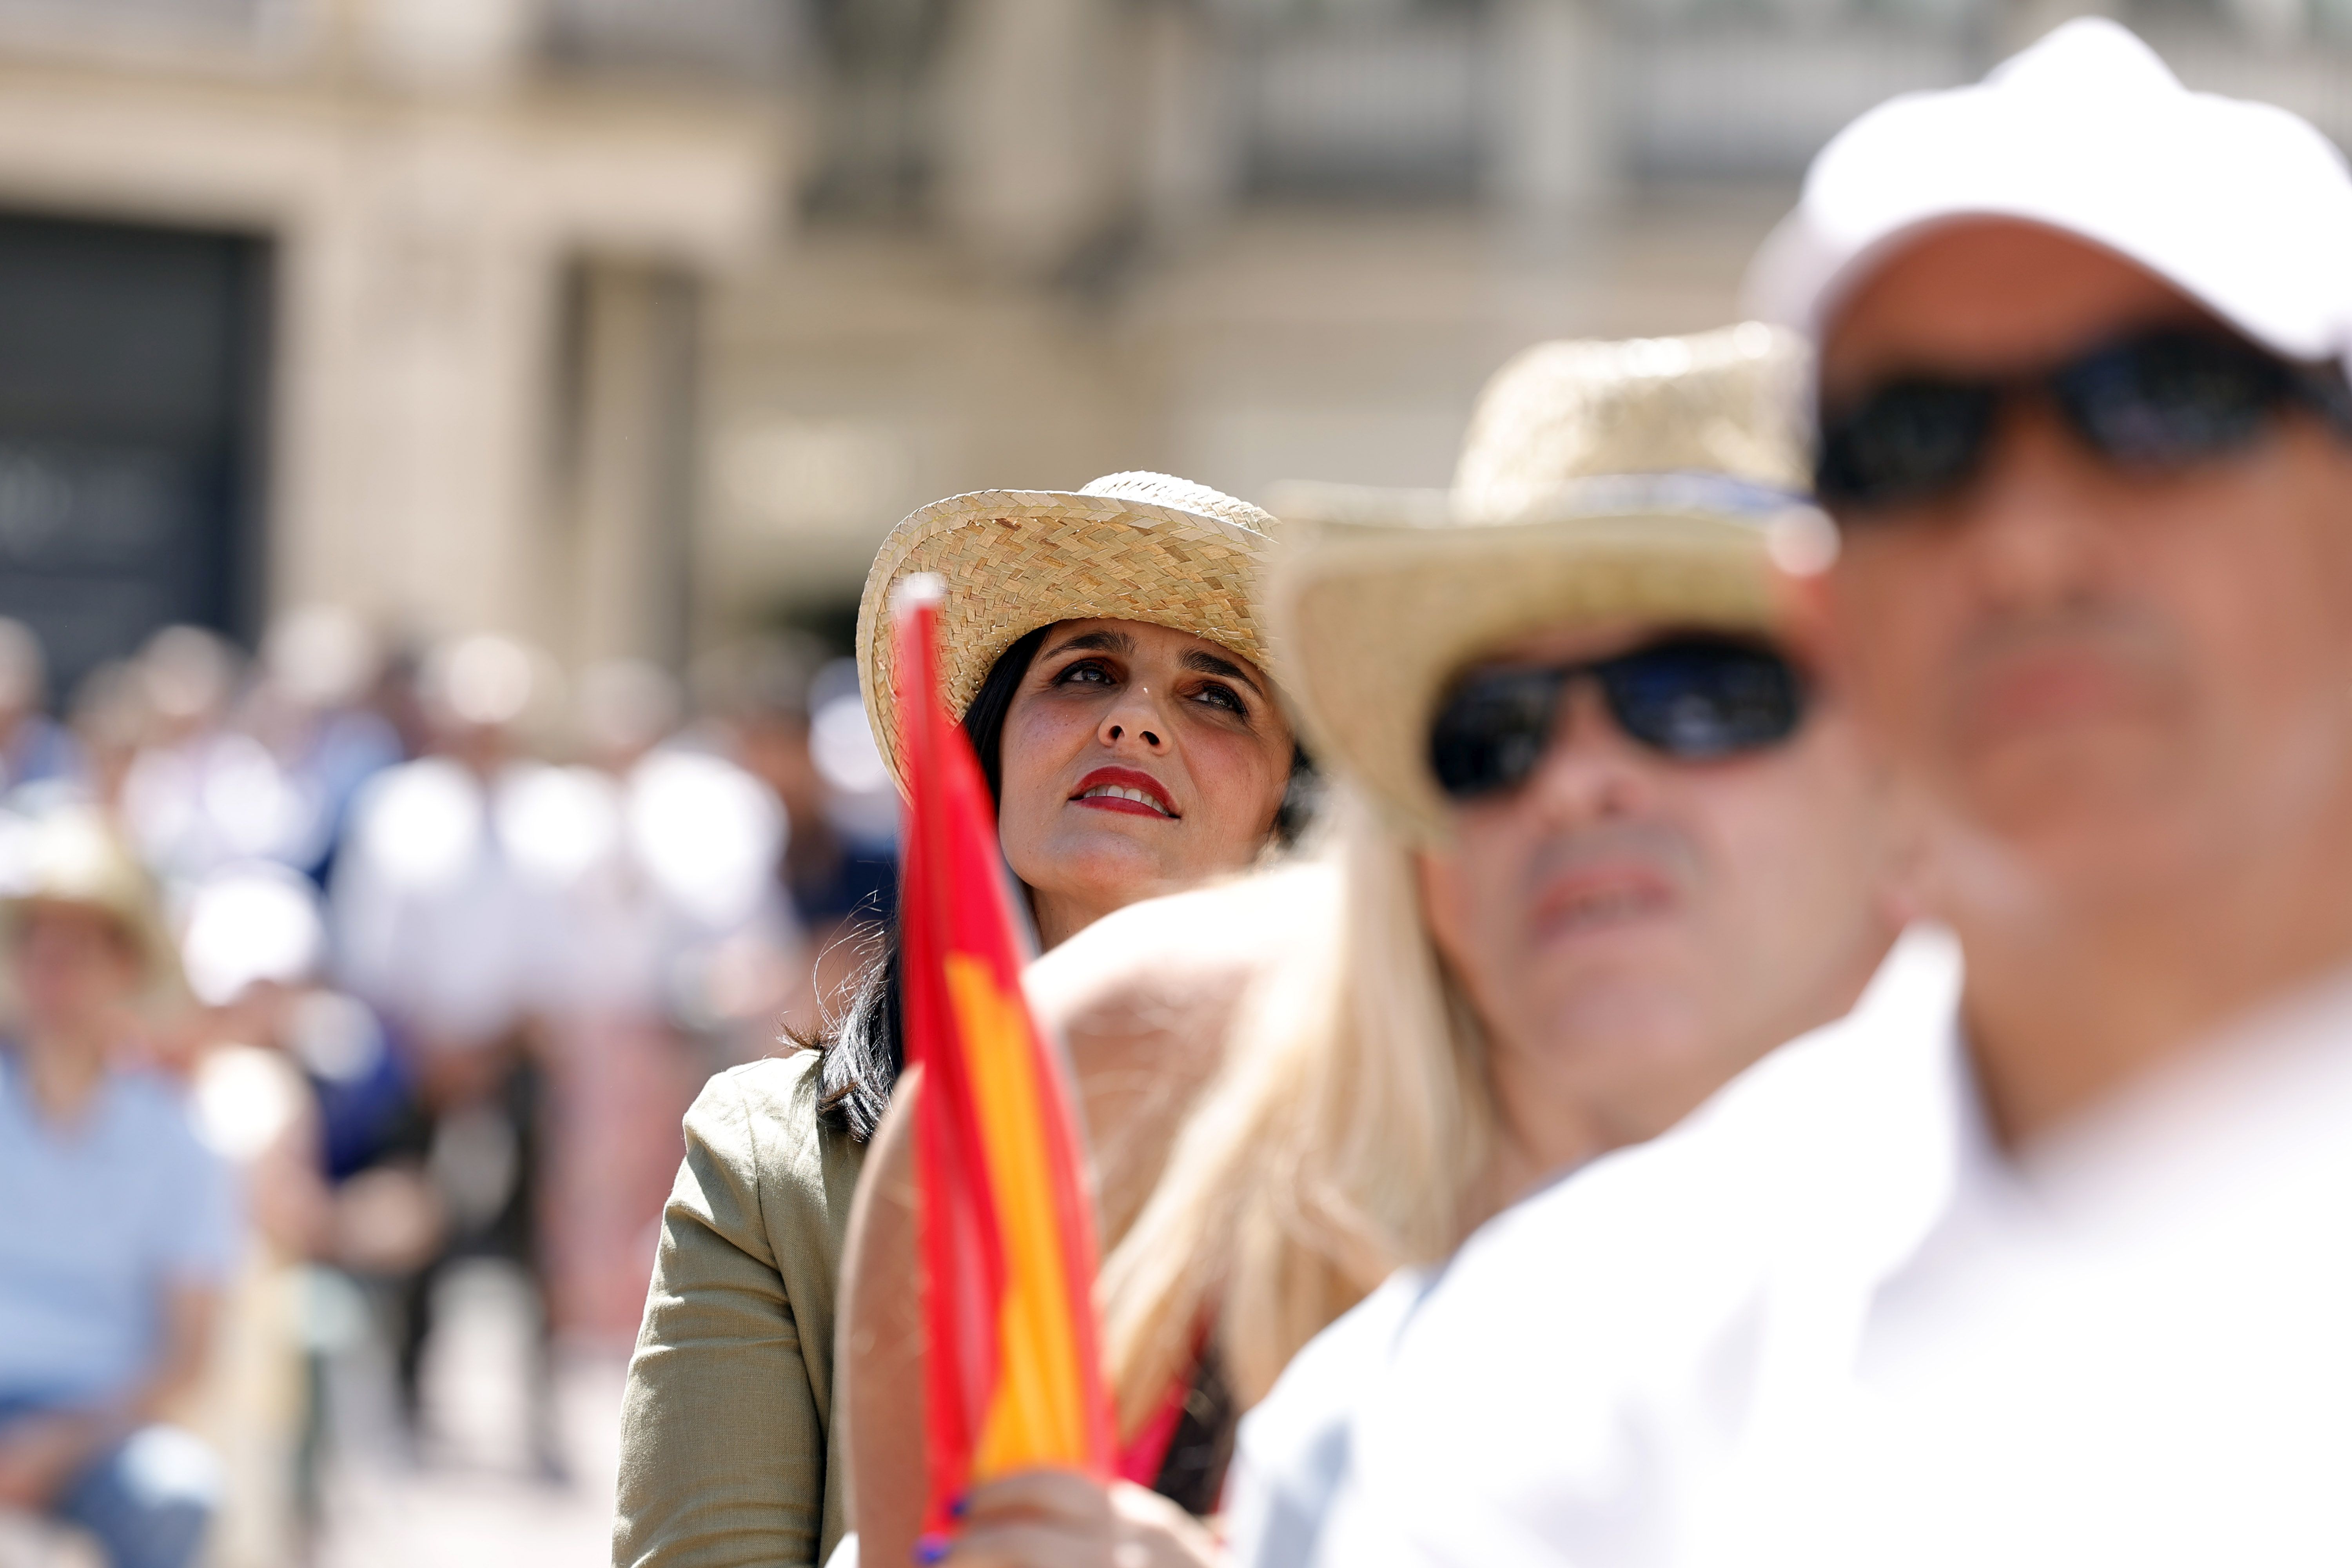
0, 0, 2345, 680
706, 0, 2352, 634
0, 0, 783, 697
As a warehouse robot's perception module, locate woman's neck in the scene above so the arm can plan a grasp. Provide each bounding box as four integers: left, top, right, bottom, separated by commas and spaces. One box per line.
1030, 888, 1120, 953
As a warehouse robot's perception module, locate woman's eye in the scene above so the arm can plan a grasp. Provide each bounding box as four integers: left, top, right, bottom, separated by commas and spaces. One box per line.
1055, 660, 1114, 686
1193, 683, 1246, 715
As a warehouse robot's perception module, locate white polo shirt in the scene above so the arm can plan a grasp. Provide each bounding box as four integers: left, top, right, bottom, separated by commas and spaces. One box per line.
1225, 925, 1962, 1566
1264, 937, 2352, 1568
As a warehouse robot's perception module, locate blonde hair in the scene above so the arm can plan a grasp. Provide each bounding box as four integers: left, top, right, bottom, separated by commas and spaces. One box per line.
1098, 784, 1497, 1432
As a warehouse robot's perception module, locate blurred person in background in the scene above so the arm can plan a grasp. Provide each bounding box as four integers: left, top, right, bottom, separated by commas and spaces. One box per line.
239, 607, 405, 887
530, 657, 792, 1347
0, 808, 237, 1568
1295, 24, 2352, 1567
116, 626, 251, 893
695, 635, 898, 1035
840, 329, 1920, 1568
329, 632, 566, 1472
173, 865, 344, 1568
120, 614, 403, 898
178, 860, 437, 1556
363, 637, 435, 767
183, 866, 416, 1241
0, 619, 82, 800
798, 656, 903, 960
615, 474, 1299, 1568
67, 662, 155, 819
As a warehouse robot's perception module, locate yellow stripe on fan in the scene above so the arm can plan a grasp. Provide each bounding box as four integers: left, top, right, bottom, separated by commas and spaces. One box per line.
948, 953, 1091, 1474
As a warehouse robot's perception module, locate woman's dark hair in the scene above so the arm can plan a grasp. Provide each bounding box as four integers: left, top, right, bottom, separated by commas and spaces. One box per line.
814, 625, 1050, 1141
959, 623, 1049, 810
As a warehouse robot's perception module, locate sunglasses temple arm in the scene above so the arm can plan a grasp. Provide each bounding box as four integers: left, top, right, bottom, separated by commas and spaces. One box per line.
2296, 360, 2352, 437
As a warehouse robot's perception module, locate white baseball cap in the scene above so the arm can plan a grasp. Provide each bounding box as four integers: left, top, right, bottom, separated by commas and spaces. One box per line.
1745, 18, 2352, 365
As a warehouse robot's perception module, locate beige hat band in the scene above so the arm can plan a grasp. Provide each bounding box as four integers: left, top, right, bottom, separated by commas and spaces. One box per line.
1276, 471, 1813, 534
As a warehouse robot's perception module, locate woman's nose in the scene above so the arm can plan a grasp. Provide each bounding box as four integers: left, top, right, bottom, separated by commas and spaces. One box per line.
1098, 688, 1166, 750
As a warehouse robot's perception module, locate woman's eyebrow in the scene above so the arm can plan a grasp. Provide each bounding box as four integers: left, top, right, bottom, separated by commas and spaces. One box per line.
1043, 628, 1136, 661
1183, 648, 1261, 695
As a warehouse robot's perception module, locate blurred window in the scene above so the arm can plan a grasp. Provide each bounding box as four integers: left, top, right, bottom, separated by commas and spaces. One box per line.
543, 0, 800, 83
1612, 0, 2352, 178
0, 0, 283, 45
0, 215, 268, 706
1238, 6, 1489, 196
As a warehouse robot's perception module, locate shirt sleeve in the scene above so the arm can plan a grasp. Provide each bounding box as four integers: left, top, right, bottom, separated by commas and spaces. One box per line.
613, 1069, 829, 1568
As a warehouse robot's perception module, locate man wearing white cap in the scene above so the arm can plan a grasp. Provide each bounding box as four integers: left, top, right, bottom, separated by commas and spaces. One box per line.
1265, 19, 2352, 1567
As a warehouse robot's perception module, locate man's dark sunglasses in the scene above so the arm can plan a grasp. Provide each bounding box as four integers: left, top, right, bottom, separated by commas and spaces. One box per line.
1429, 635, 1806, 803
1815, 326, 2352, 515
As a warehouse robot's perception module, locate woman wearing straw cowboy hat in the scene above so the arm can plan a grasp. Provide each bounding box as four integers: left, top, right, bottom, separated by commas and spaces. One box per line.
0, 807, 236, 1568
838, 324, 1927, 1568
615, 474, 1301, 1568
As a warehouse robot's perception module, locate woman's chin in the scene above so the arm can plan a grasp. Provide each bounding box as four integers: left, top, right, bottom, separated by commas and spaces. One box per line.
1023, 834, 1188, 907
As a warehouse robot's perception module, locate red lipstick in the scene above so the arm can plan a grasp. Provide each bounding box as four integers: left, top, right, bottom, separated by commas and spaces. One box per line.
1069, 766, 1179, 819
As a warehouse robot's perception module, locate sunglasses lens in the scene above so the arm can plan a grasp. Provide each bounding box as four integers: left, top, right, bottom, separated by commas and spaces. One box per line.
1604, 641, 1804, 759
2058, 331, 2289, 468
1817, 380, 1998, 512
1429, 642, 1803, 802
1430, 667, 1564, 802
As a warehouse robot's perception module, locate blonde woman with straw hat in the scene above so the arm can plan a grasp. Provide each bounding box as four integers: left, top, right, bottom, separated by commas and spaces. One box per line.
840, 325, 1929, 1568
615, 474, 1302, 1568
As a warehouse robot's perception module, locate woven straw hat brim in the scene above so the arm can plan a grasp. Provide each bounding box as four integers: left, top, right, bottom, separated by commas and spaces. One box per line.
0, 893, 179, 993
0, 812, 183, 996
1272, 510, 1784, 844
857, 489, 1272, 794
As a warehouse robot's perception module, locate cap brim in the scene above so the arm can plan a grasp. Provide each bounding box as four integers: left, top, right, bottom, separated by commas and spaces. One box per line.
1751, 200, 2347, 370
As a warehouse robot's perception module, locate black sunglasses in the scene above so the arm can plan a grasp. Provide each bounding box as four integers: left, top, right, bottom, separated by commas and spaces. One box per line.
1815, 326, 2352, 515
1428, 636, 1806, 803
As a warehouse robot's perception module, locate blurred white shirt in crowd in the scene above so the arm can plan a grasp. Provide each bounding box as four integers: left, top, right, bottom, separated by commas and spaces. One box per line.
1266, 930, 2352, 1567
502, 747, 792, 1023
332, 757, 564, 1046
122, 708, 401, 889
332, 747, 791, 1047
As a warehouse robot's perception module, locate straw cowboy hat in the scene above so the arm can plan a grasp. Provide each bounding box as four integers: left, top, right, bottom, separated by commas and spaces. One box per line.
856, 472, 1278, 793
0, 806, 183, 993
1268, 321, 1829, 842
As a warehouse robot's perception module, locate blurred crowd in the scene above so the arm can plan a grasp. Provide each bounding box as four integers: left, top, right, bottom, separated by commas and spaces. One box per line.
0, 608, 901, 1568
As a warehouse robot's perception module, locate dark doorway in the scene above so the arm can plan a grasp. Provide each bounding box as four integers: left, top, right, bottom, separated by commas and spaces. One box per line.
0, 212, 271, 704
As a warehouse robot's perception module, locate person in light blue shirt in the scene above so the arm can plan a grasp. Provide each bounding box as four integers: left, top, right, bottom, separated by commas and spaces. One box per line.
0, 808, 238, 1568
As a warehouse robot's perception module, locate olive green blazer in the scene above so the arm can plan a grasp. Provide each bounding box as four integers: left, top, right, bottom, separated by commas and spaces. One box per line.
613, 1051, 868, 1568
